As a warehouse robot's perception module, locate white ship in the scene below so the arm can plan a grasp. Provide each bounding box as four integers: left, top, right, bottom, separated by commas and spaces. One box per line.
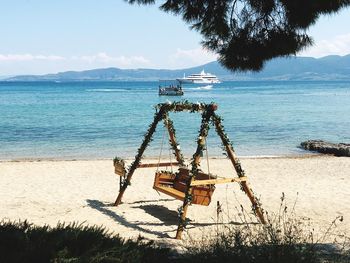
177, 70, 221, 84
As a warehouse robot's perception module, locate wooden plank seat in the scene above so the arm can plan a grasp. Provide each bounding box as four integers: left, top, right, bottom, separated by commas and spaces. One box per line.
114, 161, 180, 176
153, 167, 216, 206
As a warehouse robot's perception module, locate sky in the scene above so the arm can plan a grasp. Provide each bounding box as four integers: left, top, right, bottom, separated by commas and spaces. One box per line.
0, 1, 350, 76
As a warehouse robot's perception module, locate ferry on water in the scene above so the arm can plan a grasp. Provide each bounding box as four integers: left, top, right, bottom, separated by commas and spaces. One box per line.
177, 70, 221, 84
158, 80, 184, 96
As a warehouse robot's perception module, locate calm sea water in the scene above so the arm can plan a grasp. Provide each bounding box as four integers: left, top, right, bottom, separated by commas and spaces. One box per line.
0, 81, 349, 160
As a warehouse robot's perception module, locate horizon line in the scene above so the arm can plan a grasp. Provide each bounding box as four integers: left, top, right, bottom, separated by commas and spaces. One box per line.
1, 53, 350, 78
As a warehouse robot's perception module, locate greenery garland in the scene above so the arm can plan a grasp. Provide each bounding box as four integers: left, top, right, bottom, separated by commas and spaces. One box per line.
211, 113, 245, 177
154, 100, 214, 113
211, 112, 263, 214
116, 107, 166, 191
163, 115, 185, 166
115, 101, 218, 191
178, 104, 215, 230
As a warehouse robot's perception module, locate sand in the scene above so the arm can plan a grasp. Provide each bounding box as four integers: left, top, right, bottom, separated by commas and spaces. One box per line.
1, 156, 350, 245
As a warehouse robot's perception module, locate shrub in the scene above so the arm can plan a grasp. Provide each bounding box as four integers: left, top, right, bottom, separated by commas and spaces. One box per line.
1, 195, 349, 263
0, 221, 170, 263
182, 195, 350, 263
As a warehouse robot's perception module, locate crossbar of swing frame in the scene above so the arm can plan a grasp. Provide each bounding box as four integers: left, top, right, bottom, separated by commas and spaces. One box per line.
154, 175, 247, 187
155, 103, 218, 113
137, 162, 180, 168
137, 165, 247, 189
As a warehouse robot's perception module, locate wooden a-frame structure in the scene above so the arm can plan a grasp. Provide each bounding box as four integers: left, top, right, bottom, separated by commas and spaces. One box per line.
113, 101, 266, 239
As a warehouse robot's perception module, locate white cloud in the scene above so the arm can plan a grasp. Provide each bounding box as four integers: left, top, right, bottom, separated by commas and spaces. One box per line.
0, 52, 152, 75
168, 47, 217, 68
0, 54, 65, 61
299, 33, 350, 57
72, 52, 151, 67
0, 52, 150, 67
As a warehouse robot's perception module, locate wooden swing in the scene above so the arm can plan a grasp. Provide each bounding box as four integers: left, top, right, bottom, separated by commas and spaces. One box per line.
113, 101, 266, 239
151, 118, 218, 206
154, 167, 215, 206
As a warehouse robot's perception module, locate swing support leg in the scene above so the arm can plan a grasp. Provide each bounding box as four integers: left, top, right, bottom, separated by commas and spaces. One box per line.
240, 181, 266, 224
115, 170, 134, 206
175, 110, 211, 239
175, 192, 191, 239
114, 109, 165, 206
166, 113, 190, 239
164, 115, 184, 166
213, 117, 266, 224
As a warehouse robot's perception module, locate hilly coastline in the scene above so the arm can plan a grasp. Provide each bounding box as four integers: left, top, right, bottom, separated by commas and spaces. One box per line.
5, 54, 350, 81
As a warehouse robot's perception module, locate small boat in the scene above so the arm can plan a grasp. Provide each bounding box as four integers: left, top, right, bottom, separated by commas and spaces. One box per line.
177, 69, 221, 84
158, 80, 184, 96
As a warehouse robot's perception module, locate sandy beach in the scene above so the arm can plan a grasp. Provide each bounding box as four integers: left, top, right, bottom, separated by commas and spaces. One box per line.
1, 156, 349, 245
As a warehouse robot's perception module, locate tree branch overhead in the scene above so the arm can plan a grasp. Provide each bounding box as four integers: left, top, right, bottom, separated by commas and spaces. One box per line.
125, 0, 350, 71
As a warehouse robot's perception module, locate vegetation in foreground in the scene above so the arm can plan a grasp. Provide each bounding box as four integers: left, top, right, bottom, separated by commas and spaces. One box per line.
0, 221, 170, 263
184, 196, 350, 263
1, 198, 349, 263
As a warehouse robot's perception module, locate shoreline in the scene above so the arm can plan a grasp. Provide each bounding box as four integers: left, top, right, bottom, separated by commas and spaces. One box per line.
0, 153, 322, 163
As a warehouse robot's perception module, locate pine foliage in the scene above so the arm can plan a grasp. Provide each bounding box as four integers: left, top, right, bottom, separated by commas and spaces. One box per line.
0, 221, 170, 263
125, 0, 350, 71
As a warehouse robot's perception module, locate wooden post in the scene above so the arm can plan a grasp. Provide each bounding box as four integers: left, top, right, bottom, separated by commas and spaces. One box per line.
175, 197, 191, 239
213, 115, 266, 224
175, 109, 212, 239
114, 109, 165, 206
175, 153, 201, 239
164, 115, 184, 166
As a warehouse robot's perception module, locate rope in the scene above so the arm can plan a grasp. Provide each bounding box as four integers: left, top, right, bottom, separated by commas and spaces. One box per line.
205, 137, 210, 176
169, 143, 173, 172
205, 137, 215, 191
156, 122, 166, 172
165, 115, 173, 172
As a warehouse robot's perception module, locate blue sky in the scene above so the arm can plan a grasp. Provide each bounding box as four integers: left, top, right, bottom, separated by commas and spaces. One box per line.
0, 1, 350, 75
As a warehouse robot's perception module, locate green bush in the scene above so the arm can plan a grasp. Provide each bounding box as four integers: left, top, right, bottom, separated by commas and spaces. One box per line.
0, 221, 170, 263
1, 200, 349, 263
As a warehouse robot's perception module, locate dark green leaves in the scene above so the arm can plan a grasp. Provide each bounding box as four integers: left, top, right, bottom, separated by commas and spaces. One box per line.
125, 0, 350, 71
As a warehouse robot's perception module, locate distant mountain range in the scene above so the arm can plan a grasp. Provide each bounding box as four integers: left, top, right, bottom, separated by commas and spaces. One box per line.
5, 54, 350, 81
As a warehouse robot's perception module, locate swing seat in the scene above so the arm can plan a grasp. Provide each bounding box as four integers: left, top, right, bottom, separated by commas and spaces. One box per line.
153, 167, 215, 206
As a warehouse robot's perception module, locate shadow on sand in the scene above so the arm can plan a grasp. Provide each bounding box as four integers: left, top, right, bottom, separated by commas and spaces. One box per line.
123, 198, 175, 205
133, 204, 179, 226
86, 199, 172, 238
87, 199, 255, 238
133, 204, 253, 229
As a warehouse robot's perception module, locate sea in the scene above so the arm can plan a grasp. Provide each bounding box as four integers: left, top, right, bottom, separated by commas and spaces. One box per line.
0, 80, 349, 160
